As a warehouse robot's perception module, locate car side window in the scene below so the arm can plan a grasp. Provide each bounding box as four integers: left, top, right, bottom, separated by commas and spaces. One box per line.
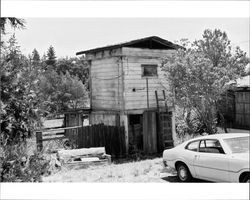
199, 139, 225, 154
199, 140, 206, 152
186, 140, 199, 152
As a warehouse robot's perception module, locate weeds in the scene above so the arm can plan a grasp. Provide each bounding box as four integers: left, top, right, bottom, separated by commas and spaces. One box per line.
0, 141, 60, 182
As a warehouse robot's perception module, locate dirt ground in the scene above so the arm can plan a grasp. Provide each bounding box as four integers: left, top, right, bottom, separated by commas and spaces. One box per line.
42, 157, 180, 182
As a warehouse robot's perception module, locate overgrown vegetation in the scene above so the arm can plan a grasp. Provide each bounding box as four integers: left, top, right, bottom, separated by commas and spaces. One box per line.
0, 17, 89, 182
162, 29, 249, 135
0, 144, 51, 182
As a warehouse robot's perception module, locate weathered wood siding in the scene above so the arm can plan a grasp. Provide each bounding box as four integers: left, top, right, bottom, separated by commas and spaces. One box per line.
87, 47, 175, 112
90, 112, 118, 126
122, 47, 175, 111
90, 56, 123, 110
143, 111, 157, 153
235, 90, 250, 129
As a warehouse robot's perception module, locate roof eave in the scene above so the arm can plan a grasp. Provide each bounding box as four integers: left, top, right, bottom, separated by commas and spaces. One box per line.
76, 36, 184, 56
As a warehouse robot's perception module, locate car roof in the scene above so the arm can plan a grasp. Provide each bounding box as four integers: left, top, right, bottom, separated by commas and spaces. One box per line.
188, 133, 249, 142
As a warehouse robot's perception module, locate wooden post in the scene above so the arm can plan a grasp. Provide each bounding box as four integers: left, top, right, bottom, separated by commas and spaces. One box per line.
162, 90, 168, 113
36, 131, 43, 152
146, 78, 149, 109
155, 90, 159, 110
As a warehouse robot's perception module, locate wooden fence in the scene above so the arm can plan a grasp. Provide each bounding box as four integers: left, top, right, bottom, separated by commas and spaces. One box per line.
36, 124, 126, 158
75, 124, 126, 158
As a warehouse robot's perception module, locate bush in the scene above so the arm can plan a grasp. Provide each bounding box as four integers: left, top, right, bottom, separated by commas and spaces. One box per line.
175, 106, 207, 139
0, 143, 52, 182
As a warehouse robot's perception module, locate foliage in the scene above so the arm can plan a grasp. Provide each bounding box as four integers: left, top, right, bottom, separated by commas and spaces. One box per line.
0, 17, 25, 34
0, 35, 42, 144
0, 144, 51, 182
38, 69, 89, 114
162, 29, 249, 134
175, 106, 210, 138
31, 48, 40, 63
0, 19, 54, 182
55, 57, 89, 86
41, 46, 89, 113
45, 45, 56, 66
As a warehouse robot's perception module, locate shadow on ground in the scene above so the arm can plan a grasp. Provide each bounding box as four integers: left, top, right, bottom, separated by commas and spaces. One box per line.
161, 175, 210, 182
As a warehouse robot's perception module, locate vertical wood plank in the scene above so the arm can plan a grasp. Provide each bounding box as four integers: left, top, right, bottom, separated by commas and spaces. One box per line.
114, 126, 119, 158
87, 126, 90, 148
143, 111, 148, 153
77, 127, 80, 148
36, 131, 43, 152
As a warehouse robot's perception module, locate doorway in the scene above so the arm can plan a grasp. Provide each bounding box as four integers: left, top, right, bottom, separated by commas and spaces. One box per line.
128, 114, 143, 153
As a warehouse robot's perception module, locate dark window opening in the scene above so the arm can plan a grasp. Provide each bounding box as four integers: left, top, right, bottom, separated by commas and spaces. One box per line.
141, 64, 158, 77
129, 114, 142, 125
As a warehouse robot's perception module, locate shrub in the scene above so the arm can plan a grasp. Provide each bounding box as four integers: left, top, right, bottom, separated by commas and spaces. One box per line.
0, 143, 52, 182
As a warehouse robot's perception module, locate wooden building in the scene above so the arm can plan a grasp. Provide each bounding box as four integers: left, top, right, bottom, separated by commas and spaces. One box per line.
76, 36, 182, 154
234, 75, 250, 129
223, 75, 250, 130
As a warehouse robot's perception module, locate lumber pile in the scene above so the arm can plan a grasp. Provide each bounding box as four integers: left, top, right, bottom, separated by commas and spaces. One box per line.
57, 147, 111, 166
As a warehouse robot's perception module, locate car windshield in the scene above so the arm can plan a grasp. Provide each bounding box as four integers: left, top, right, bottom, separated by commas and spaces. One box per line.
223, 136, 250, 153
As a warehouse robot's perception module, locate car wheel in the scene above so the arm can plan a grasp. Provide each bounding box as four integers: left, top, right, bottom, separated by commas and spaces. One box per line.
177, 163, 192, 182
242, 174, 250, 183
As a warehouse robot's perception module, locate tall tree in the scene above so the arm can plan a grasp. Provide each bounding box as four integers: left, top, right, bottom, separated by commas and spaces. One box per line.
31, 48, 40, 63
162, 29, 249, 135
45, 45, 56, 66
0, 35, 41, 144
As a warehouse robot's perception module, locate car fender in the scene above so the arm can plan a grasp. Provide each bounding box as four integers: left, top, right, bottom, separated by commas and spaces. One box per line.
229, 168, 250, 182
173, 157, 197, 178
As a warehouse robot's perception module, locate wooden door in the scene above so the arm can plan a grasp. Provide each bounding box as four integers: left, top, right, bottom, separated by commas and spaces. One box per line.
143, 111, 157, 154
159, 112, 173, 150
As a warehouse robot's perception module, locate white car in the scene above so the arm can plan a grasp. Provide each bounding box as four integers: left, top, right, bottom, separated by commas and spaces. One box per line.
163, 133, 250, 182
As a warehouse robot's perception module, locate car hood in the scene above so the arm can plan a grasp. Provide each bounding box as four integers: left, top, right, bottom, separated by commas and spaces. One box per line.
232, 152, 249, 161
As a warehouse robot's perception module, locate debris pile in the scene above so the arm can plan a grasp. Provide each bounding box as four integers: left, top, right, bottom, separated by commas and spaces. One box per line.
57, 147, 111, 166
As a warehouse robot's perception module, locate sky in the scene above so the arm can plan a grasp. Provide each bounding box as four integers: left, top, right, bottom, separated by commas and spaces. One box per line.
3, 18, 249, 58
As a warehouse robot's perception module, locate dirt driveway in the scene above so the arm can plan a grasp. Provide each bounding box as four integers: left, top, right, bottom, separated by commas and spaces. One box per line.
43, 157, 207, 182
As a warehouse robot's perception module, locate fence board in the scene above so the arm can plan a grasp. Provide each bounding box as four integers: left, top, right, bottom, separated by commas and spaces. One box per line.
36, 123, 126, 158
80, 124, 126, 158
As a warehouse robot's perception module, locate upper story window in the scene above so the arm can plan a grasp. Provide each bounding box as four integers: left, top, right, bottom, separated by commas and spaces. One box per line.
141, 64, 158, 77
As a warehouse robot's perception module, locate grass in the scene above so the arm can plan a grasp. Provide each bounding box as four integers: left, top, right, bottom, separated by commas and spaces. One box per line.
42, 157, 176, 182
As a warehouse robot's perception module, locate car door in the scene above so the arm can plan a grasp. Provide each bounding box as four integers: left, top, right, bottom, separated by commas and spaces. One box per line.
193, 139, 230, 182
182, 140, 201, 178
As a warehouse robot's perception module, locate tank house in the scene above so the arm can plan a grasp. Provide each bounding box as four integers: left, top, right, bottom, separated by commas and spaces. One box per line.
76, 36, 182, 154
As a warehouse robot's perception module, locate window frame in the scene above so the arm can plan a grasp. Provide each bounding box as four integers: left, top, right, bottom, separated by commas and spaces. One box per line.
198, 139, 225, 154
141, 64, 158, 78
185, 140, 200, 152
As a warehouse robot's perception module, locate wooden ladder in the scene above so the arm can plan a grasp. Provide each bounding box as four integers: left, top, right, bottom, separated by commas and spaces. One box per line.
155, 90, 168, 113
155, 90, 174, 151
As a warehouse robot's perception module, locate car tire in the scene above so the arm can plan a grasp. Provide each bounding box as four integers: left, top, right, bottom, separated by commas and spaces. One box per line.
242, 174, 250, 183
177, 163, 192, 182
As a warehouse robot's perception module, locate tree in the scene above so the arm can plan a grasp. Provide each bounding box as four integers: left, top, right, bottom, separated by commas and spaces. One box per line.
162, 29, 249, 135
31, 48, 40, 63
45, 45, 56, 66
55, 57, 89, 85
0, 18, 25, 34
0, 35, 41, 144
38, 69, 88, 115
0, 19, 53, 183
